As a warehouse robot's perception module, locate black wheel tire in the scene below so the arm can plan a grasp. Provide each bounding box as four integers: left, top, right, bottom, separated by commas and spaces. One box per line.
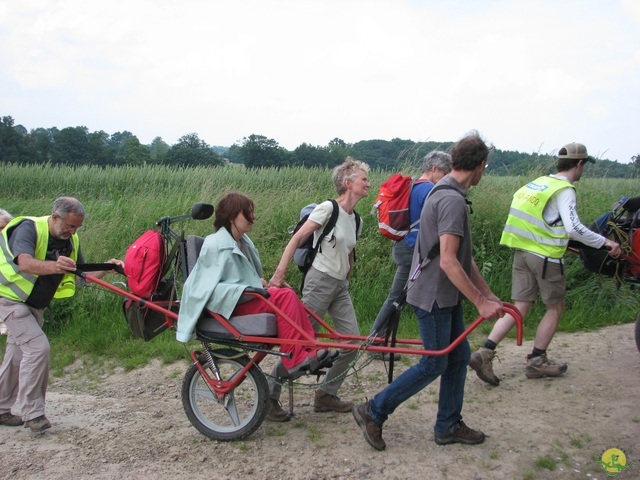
182, 349, 268, 441
635, 313, 640, 353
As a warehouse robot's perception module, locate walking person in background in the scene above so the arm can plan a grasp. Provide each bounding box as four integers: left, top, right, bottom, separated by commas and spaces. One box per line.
469, 142, 621, 386
269, 157, 370, 418
353, 131, 503, 451
368, 151, 452, 361
0, 197, 123, 432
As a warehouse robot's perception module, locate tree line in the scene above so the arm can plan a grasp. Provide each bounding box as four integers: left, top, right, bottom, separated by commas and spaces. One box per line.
1, 115, 638, 177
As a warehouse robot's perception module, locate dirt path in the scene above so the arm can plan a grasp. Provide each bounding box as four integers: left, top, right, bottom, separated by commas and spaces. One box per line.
1, 323, 639, 480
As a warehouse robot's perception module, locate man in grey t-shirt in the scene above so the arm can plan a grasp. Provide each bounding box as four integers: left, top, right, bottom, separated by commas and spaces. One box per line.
0, 198, 123, 432
353, 131, 504, 451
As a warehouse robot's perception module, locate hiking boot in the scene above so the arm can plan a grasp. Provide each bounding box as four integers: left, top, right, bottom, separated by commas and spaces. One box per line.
352, 402, 385, 451
24, 415, 51, 432
525, 354, 568, 379
0, 412, 24, 427
314, 390, 353, 413
434, 420, 485, 445
266, 398, 290, 422
469, 347, 500, 386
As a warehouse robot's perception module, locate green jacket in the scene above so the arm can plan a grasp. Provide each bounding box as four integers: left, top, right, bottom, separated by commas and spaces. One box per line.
176, 227, 263, 343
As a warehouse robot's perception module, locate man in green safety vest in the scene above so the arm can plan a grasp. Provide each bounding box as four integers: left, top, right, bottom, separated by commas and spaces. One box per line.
0, 197, 123, 432
470, 143, 621, 386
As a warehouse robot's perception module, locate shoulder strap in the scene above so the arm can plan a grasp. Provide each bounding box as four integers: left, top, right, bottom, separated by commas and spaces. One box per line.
428, 184, 473, 214
300, 200, 339, 295
412, 184, 472, 281
311, 199, 340, 257
408, 180, 434, 228
315, 199, 339, 250
352, 210, 361, 263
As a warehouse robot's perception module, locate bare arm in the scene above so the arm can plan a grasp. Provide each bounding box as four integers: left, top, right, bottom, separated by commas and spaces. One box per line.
16, 253, 76, 276
17, 254, 124, 280
268, 219, 321, 287
470, 260, 501, 303
438, 234, 503, 320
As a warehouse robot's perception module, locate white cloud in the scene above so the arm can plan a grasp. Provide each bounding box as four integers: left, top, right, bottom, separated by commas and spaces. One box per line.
0, 0, 638, 161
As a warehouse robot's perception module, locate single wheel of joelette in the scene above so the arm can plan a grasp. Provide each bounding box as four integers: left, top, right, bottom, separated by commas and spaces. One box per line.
182, 348, 269, 441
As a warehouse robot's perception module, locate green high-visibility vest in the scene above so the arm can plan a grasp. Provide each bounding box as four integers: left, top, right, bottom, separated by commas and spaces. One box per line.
0, 216, 79, 303
500, 176, 574, 259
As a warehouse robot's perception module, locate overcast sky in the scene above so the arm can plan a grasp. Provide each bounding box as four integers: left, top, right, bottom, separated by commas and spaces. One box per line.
1, 0, 639, 163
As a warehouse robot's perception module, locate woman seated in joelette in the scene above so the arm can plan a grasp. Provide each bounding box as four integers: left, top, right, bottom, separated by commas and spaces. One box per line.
176, 192, 330, 375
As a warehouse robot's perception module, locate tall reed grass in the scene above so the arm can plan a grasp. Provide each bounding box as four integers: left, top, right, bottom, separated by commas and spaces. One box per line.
1, 163, 637, 370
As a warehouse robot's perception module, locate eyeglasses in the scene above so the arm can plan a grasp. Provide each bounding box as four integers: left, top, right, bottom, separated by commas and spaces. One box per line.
55, 215, 83, 231
63, 222, 82, 231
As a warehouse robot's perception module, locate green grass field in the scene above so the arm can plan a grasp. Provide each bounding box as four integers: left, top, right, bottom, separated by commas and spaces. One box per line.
1, 163, 638, 372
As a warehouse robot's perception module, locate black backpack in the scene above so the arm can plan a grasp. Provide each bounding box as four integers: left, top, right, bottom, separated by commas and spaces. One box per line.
291, 199, 360, 291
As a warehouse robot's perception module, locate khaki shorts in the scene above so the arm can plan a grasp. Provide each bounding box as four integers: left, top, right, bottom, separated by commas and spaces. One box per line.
511, 250, 566, 305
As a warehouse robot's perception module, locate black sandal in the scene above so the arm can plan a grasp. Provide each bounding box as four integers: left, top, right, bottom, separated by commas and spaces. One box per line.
276, 349, 338, 380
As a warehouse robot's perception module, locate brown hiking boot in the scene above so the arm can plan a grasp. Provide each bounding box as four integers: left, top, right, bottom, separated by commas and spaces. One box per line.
24, 415, 51, 432
434, 420, 485, 445
314, 390, 353, 413
352, 402, 385, 451
469, 347, 500, 386
525, 354, 568, 379
266, 398, 290, 422
0, 412, 24, 427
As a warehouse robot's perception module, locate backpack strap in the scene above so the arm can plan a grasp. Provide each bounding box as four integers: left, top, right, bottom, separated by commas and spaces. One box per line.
300, 199, 340, 293
75, 263, 125, 276
316, 199, 340, 253
161, 230, 182, 279
353, 210, 361, 263
411, 184, 471, 283
408, 179, 433, 230
427, 184, 473, 214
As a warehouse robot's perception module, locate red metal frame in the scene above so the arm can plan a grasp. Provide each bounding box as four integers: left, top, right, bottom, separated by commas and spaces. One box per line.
82, 272, 523, 396
84, 272, 523, 352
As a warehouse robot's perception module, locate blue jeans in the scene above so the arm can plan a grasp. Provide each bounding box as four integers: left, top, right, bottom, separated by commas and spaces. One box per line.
368, 240, 413, 337
368, 302, 471, 436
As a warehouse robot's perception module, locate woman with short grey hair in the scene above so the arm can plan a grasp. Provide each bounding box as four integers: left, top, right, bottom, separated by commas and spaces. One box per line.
267, 156, 371, 420
368, 150, 452, 358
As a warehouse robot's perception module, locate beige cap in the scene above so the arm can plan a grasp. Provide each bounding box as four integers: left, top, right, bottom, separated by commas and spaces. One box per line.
557, 142, 595, 163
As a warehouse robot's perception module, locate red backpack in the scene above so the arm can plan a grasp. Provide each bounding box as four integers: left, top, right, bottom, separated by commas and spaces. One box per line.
123, 230, 166, 298
372, 173, 414, 241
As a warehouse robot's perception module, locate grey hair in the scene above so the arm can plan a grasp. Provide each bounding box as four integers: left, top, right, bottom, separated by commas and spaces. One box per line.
421, 150, 452, 174
53, 197, 86, 218
0, 209, 13, 229
332, 156, 370, 195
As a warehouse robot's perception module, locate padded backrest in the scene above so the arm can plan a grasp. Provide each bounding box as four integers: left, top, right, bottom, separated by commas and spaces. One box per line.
186, 235, 205, 277
185, 233, 278, 338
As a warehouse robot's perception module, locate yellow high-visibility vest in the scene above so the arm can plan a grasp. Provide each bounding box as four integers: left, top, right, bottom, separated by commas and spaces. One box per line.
0, 216, 79, 302
500, 176, 573, 259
